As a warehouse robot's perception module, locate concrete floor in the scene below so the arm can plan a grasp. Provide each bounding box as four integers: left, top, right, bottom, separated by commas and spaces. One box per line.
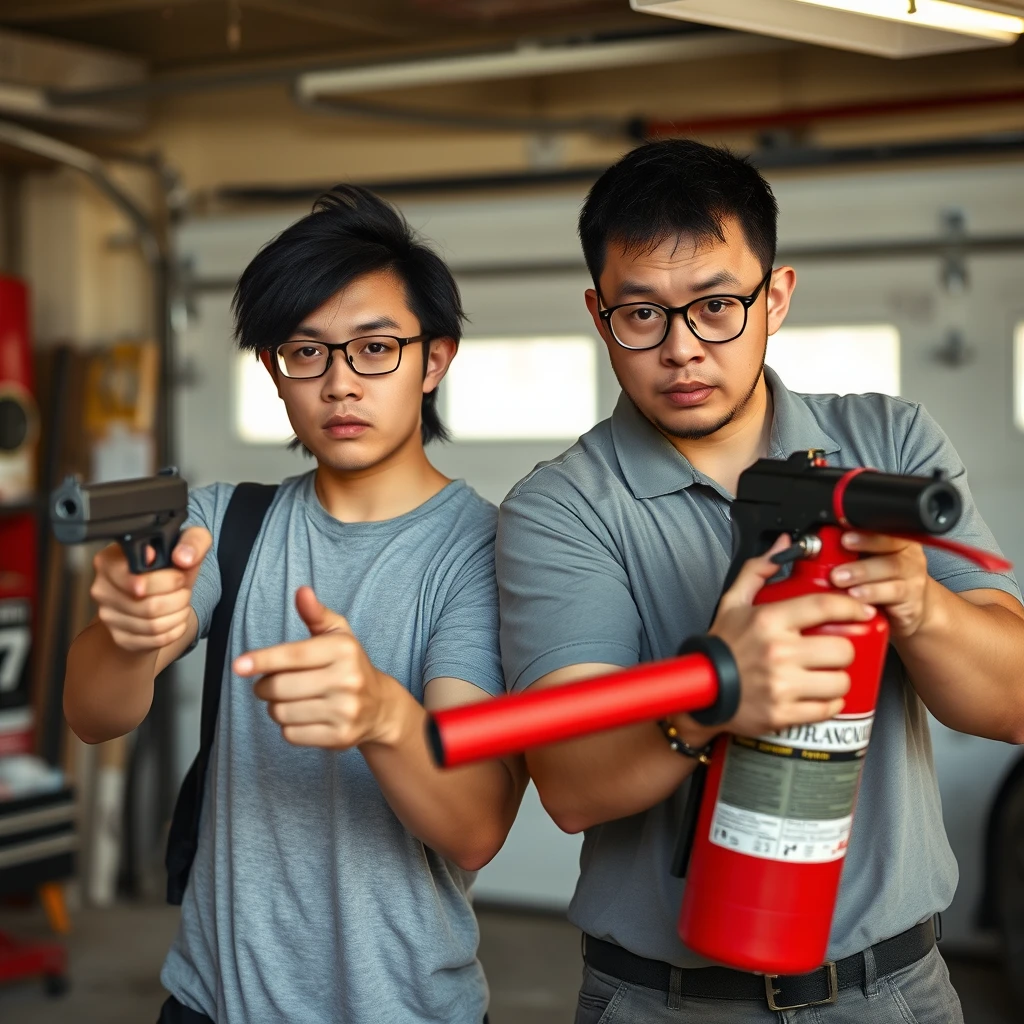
0, 901, 1018, 1023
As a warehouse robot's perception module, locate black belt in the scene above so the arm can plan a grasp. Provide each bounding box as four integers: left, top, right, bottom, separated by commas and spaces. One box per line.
583, 919, 936, 1012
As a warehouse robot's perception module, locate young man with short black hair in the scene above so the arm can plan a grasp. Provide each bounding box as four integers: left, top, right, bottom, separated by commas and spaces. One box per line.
497, 140, 1024, 1022
64, 186, 526, 1024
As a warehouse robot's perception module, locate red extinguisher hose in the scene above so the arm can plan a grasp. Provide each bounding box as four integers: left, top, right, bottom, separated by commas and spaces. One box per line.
428, 636, 740, 768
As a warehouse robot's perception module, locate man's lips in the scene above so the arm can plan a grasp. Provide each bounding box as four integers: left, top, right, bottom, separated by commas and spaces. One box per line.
323, 415, 369, 438
663, 382, 715, 407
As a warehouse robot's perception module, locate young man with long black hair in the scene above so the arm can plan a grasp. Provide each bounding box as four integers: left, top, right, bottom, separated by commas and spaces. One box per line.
63, 186, 527, 1024
496, 141, 1024, 1022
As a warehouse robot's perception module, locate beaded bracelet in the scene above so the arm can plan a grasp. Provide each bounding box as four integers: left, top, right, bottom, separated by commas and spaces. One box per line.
657, 719, 713, 764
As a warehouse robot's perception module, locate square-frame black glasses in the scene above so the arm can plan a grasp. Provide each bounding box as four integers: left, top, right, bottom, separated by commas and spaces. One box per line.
598, 268, 773, 350
271, 334, 429, 379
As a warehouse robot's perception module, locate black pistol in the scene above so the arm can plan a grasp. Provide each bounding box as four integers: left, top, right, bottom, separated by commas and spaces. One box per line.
49, 468, 188, 574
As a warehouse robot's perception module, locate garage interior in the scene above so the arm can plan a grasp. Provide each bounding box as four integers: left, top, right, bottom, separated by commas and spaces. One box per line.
0, 1, 1023, 1022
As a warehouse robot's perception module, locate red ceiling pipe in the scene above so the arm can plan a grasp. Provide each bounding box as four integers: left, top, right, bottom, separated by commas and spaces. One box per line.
640, 87, 1024, 138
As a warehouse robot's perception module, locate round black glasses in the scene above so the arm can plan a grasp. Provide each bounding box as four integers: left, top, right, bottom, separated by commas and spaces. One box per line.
272, 335, 428, 379
598, 269, 773, 350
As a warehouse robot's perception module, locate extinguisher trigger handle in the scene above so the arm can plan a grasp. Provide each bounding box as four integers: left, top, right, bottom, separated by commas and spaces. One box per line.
678, 635, 741, 727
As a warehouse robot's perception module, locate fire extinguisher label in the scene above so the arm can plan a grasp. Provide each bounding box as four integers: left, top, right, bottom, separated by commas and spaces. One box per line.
709, 712, 873, 863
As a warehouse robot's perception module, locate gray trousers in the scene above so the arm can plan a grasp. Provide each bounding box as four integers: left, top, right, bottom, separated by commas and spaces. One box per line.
574, 946, 964, 1024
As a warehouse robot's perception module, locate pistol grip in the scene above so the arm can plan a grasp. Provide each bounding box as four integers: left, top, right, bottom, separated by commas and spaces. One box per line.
121, 510, 186, 574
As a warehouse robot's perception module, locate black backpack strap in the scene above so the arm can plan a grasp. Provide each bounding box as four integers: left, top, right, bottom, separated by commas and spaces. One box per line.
165, 482, 278, 905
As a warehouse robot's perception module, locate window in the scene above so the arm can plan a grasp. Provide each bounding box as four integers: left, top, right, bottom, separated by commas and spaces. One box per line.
767, 325, 900, 397
445, 336, 598, 441
1015, 322, 1024, 433
235, 352, 293, 443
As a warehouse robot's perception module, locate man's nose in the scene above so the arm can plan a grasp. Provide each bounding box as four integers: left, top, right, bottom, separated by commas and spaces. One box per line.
660, 315, 705, 366
321, 355, 364, 401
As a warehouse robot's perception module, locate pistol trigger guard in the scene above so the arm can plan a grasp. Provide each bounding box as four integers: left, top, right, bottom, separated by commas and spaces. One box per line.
121, 510, 186, 574
150, 510, 188, 571
122, 536, 152, 575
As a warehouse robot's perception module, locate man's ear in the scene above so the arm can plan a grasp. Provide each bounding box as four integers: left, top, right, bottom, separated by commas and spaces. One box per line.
423, 337, 458, 394
584, 287, 616, 355
258, 349, 282, 397
766, 266, 797, 337
584, 287, 604, 335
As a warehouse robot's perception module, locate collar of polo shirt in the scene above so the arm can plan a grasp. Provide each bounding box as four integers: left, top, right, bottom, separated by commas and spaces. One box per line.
611, 367, 842, 501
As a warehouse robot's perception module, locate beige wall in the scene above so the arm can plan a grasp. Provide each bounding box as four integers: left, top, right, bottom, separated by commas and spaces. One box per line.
22, 165, 153, 347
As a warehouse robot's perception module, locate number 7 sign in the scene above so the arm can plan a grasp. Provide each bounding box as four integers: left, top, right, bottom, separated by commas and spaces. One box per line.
0, 598, 31, 704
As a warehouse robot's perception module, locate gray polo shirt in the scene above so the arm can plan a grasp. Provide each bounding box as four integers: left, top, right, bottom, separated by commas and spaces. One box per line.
496, 366, 1020, 967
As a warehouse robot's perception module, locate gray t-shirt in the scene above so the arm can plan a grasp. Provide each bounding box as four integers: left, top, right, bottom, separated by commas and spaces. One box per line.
496, 366, 1020, 968
161, 472, 504, 1023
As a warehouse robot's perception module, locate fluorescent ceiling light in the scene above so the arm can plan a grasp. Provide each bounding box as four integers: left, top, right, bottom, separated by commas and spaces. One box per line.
296, 31, 786, 98
631, 0, 1024, 57
792, 0, 1023, 40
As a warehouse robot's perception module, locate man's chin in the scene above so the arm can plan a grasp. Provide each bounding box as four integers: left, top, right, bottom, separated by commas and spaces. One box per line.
300, 437, 376, 473
643, 399, 734, 442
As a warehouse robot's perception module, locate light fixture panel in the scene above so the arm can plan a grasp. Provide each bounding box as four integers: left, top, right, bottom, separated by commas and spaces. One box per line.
631, 0, 1023, 57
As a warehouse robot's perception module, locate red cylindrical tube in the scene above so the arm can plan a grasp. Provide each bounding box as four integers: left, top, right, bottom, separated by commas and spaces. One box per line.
428, 654, 718, 767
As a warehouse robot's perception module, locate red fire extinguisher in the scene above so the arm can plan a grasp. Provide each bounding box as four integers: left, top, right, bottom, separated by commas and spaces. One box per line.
676, 524, 886, 974
675, 453, 1010, 974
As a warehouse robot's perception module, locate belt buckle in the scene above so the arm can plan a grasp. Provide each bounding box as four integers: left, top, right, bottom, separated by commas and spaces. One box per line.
764, 962, 838, 1011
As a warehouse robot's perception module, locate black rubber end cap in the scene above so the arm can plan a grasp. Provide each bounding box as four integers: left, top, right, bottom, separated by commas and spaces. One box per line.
677, 634, 741, 727
425, 717, 447, 768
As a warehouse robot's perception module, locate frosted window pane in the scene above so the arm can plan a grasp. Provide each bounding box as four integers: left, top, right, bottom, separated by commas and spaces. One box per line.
235, 353, 293, 443
767, 325, 900, 397
1015, 323, 1024, 433
446, 336, 597, 440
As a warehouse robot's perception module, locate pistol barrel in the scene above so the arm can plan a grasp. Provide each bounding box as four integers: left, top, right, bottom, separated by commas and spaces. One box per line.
50, 473, 187, 544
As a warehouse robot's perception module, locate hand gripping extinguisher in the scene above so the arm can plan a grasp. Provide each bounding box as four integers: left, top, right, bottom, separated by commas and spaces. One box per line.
426, 450, 1010, 973
675, 449, 1011, 974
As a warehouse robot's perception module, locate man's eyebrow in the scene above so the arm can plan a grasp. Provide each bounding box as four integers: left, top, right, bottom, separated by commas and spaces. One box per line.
289, 315, 403, 338
690, 270, 742, 293
615, 280, 663, 301
353, 315, 402, 333
614, 270, 742, 303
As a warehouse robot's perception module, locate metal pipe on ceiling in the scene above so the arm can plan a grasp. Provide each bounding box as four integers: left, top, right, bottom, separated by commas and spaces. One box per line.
186, 227, 1024, 296
293, 29, 785, 98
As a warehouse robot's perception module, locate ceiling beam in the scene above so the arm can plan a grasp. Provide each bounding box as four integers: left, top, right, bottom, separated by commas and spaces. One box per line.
0, 0, 207, 22
0, 0, 413, 37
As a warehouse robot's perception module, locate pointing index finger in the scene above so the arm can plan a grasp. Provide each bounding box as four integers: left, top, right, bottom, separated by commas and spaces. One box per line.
234, 635, 337, 677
